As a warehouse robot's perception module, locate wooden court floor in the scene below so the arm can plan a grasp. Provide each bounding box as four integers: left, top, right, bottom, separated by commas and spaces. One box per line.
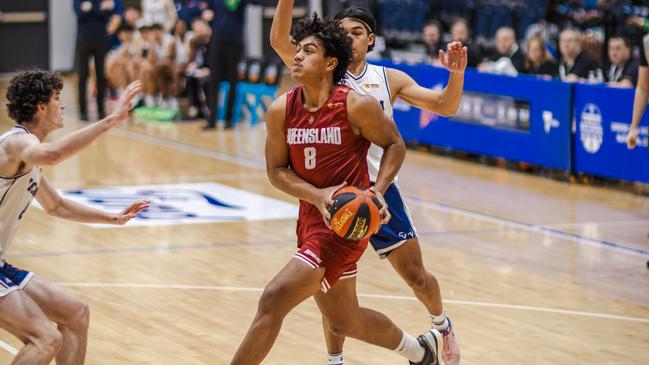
0, 78, 648, 364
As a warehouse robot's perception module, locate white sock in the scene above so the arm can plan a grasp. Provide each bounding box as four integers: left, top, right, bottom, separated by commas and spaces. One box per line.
327, 352, 343, 365
394, 330, 424, 363
431, 310, 450, 333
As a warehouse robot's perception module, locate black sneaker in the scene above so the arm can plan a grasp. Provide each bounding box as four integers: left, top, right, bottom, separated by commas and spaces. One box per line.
409, 329, 443, 365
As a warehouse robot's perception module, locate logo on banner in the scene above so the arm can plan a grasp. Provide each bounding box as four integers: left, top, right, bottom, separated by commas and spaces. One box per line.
579, 103, 603, 154
419, 83, 444, 128
34, 183, 298, 228
542, 111, 559, 134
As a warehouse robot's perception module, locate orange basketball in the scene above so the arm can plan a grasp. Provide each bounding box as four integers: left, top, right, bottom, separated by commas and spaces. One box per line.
328, 186, 382, 241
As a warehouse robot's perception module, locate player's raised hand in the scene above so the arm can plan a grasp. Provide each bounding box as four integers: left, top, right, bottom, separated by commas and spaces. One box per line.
369, 186, 391, 225
627, 126, 639, 149
112, 199, 150, 225
316, 181, 347, 228
439, 42, 468, 74
109, 80, 142, 124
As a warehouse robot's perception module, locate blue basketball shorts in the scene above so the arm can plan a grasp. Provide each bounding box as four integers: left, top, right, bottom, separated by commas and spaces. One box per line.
0, 261, 33, 297
370, 183, 417, 258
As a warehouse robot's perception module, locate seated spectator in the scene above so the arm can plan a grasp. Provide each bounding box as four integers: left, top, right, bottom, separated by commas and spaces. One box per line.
558, 28, 601, 82
479, 26, 525, 75
450, 18, 482, 68
172, 19, 193, 105
524, 36, 559, 78
141, 23, 177, 108
142, 0, 177, 31
184, 18, 212, 119
123, 3, 142, 27
422, 20, 444, 65
605, 35, 639, 87
106, 24, 143, 98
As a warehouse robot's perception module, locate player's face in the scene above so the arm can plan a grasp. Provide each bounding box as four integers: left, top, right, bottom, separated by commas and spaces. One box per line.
44, 91, 65, 129
292, 36, 335, 83
340, 18, 375, 63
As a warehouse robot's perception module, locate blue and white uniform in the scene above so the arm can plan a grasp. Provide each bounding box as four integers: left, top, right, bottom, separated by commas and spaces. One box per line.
341, 63, 417, 258
0, 125, 40, 296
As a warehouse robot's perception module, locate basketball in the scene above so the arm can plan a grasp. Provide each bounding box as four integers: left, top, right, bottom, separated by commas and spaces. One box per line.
328, 186, 383, 241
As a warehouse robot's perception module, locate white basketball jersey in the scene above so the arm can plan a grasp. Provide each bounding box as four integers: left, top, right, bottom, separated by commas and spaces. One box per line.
341, 63, 393, 182
0, 126, 41, 260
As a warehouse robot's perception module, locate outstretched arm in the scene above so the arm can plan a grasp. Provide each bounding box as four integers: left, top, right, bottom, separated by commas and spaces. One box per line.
269, 0, 297, 68
14, 81, 141, 166
35, 176, 149, 225
628, 66, 649, 149
390, 42, 467, 117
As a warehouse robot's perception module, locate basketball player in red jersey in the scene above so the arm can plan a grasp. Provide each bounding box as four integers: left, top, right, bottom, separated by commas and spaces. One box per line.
230, 14, 444, 365
271, 3, 464, 364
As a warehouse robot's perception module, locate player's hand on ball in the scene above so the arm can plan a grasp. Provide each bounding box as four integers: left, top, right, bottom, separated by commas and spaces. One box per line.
627, 126, 639, 149
109, 80, 142, 124
113, 199, 150, 225
316, 181, 347, 228
369, 186, 390, 225
439, 42, 468, 74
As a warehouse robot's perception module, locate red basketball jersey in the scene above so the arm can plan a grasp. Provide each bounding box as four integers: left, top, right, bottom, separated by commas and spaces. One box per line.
285, 85, 371, 242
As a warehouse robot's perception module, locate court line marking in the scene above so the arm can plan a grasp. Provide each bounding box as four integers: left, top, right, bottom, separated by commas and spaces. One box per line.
406, 197, 649, 258
2, 279, 648, 358
5, 228, 507, 260
112, 127, 648, 258
110, 128, 266, 169
0, 340, 17, 356
56, 282, 649, 324
545, 220, 649, 229
52, 173, 268, 188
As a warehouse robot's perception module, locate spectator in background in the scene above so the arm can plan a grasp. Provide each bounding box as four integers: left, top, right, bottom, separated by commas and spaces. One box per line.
202, 0, 261, 130
450, 18, 482, 68
141, 23, 177, 108
123, 3, 142, 27
175, 0, 209, 23
558, 28, 601, 82
142, 0, 178, 31
185, 18, 212, 119
606, 35, 639, 87
479, 26, 525, 75
524, 36, 559, 77
172, 19, 193, 110
106, 24, 143, 98
422, 20, 444, 65
74, 0, 123, 121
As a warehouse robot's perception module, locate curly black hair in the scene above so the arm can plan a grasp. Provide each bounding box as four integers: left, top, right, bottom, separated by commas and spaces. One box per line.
6, 70, 63, 124
291, 13, 352, 84
334, 7, 377, 52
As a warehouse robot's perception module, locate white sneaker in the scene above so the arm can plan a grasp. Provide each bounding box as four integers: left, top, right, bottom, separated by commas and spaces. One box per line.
410, 329, 443, 365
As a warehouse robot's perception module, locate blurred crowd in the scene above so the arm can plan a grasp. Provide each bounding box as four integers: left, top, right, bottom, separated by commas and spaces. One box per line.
412, 0, 649, 85
74, 0, 649, 126
74, 0, 264, 129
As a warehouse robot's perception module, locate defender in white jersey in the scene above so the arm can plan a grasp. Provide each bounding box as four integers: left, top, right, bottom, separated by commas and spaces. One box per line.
0, 70, 147, 365
271, 3, 466, 364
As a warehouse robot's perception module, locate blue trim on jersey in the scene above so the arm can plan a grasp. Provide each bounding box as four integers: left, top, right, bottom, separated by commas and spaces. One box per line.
346, 63, 369, 80
370, 183, 417, 257
13, 125, 29, 133
0, 262, 31, 290
382, 66, 392, 102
